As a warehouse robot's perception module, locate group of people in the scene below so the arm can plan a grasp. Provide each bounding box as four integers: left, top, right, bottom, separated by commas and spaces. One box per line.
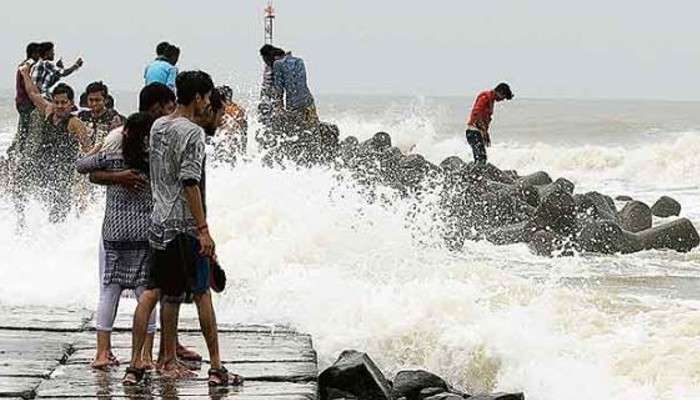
5, 35, 514, 389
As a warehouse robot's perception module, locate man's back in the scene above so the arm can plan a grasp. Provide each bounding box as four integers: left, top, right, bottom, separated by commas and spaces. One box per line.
273, 54, 313, 111
145, 59, 177, 91
149, 116, 205, 249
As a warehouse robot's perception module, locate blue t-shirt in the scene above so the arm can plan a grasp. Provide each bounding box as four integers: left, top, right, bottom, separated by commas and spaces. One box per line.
273, 54, 314, 111
144, 59, 177, 92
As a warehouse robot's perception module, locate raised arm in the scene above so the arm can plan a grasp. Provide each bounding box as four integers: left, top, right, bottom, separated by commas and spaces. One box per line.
19, 65, 50, 115
60, 58, 83, 78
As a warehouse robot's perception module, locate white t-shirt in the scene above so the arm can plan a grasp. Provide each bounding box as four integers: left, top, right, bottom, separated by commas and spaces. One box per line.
101, 126, 124, 153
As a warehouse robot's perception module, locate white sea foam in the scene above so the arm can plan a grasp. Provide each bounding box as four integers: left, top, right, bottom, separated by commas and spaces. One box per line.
0, 97, 699, 399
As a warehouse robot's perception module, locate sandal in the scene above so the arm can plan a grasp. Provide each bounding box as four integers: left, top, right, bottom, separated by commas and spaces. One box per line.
108, 353, 120, 366
208, 367, 244, 387
122, 367, 146, 386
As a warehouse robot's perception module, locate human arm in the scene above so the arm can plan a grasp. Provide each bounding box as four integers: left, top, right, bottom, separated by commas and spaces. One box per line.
183, 184, 214, 257
166, 66, 178, 92
89, 170, 148, 191
68, 118, 93, 153
180, 129, 214, 257
19, 64, 50, 115
59, 57, 83, 77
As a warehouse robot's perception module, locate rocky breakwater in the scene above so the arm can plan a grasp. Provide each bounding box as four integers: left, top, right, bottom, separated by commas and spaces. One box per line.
261, 127, 700, 257
318, 350, 524, 400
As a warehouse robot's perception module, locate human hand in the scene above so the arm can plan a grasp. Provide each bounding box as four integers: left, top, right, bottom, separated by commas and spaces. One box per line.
198, 230, 216, 258
56, 59, 64, 69
74, 58, 84, 68
117, 170, 148, 192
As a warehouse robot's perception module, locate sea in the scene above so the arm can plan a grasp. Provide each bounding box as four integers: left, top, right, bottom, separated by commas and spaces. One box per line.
0, 88, 699, 399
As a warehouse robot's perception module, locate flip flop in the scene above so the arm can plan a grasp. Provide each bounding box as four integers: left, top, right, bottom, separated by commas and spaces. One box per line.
122, 367, 146, 386
208, 367, 244, 387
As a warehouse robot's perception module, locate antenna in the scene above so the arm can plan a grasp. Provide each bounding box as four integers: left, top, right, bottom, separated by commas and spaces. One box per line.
264, 0, 275, 44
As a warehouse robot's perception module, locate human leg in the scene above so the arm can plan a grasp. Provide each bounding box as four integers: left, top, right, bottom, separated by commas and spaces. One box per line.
466, 129, 487, 164
93, 281, 122, 369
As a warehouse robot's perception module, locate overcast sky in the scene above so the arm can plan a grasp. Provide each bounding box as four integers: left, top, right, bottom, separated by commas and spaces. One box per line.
1, 0, 699, 100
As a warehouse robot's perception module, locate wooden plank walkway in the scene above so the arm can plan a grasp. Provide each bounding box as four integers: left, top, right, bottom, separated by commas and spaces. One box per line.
0, 305, 318, 399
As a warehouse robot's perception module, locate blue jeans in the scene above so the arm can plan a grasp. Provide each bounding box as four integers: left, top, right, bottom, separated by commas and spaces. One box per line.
466, 129, 487, 164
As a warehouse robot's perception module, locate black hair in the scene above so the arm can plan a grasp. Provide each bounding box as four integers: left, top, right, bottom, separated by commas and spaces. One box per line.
164, 45, 180, 64
106, 95, 115, 109
259, 44, 285, 67
216, 85, 233, 103
210, 88, 224, 114
175, 70, 214, 106
156, 41, 170, 56
122, 112, 155, 174
26, 42, 40, 59
203, 88, 224, 137
85, 81, 108, 98
52, 83, 74, 101
39, 42, 54, 58
139, 82, 176, 112
79, 92, 88, 108
495, 83, 514, 100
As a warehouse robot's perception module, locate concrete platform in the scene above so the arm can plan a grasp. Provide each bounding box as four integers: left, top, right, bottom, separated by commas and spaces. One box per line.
0, 306, 318, 399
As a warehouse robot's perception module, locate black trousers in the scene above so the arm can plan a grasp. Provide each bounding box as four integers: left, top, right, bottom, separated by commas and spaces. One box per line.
466, 129, 487, 164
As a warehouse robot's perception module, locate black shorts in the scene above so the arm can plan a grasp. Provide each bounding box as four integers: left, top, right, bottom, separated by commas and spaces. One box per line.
149, 234, 210, 303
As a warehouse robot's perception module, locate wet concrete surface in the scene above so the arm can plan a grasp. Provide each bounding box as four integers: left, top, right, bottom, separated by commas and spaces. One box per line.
0, 305, 318, 399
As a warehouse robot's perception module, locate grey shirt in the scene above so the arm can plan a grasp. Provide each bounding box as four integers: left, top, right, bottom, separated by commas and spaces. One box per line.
148, 116, 205, 250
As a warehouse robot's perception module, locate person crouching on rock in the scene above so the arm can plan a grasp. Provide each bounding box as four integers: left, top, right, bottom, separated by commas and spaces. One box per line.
465, 82, 513, 164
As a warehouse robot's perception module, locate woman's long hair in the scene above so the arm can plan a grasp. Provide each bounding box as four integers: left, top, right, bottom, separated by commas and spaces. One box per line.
122, 112, 154, 175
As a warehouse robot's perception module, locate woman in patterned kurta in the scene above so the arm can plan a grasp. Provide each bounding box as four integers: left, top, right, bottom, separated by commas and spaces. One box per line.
75, 112, 157, 369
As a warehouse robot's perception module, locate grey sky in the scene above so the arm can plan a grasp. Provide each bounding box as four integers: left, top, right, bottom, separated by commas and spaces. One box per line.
2, 0, 699, 100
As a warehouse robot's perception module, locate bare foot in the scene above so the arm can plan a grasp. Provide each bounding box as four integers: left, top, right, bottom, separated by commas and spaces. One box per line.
158, 359, 196, 379
91, 352, 111, 370
176, 343, 202, 361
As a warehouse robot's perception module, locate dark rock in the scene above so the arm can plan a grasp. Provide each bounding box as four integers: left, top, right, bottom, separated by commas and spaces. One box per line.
527, 230, 559, 257
577, 220, 625, 254
360, 132, 392, 153
440, 156, 468, 175
467, 162, 514, 184
419, 387, 447, 399
651, 196, 681, 217
468, 393, 525, 400
615, 195, 634, 202
619, 201, 652, 233
424, 393, 466, 400
503, 169, 519, 181
532, 188, 577, 235
487, 182, 539, 208
325, 388, 360, 399
486, 221, 535, 245
552, 177, 575, 194
516, 171, 552, 187
535, 178, 574, 204
637, 218, 700, 253
620, 230, 644, 254
319, 350, 392, 400
392, 370, 448, 400
574, 191, 619, 223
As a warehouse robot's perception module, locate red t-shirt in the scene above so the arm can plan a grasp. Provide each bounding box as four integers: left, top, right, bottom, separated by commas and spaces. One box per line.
467, 90, 496, 132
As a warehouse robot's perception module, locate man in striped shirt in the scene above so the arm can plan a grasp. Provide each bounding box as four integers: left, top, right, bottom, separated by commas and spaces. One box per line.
30, 42, 83, 98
